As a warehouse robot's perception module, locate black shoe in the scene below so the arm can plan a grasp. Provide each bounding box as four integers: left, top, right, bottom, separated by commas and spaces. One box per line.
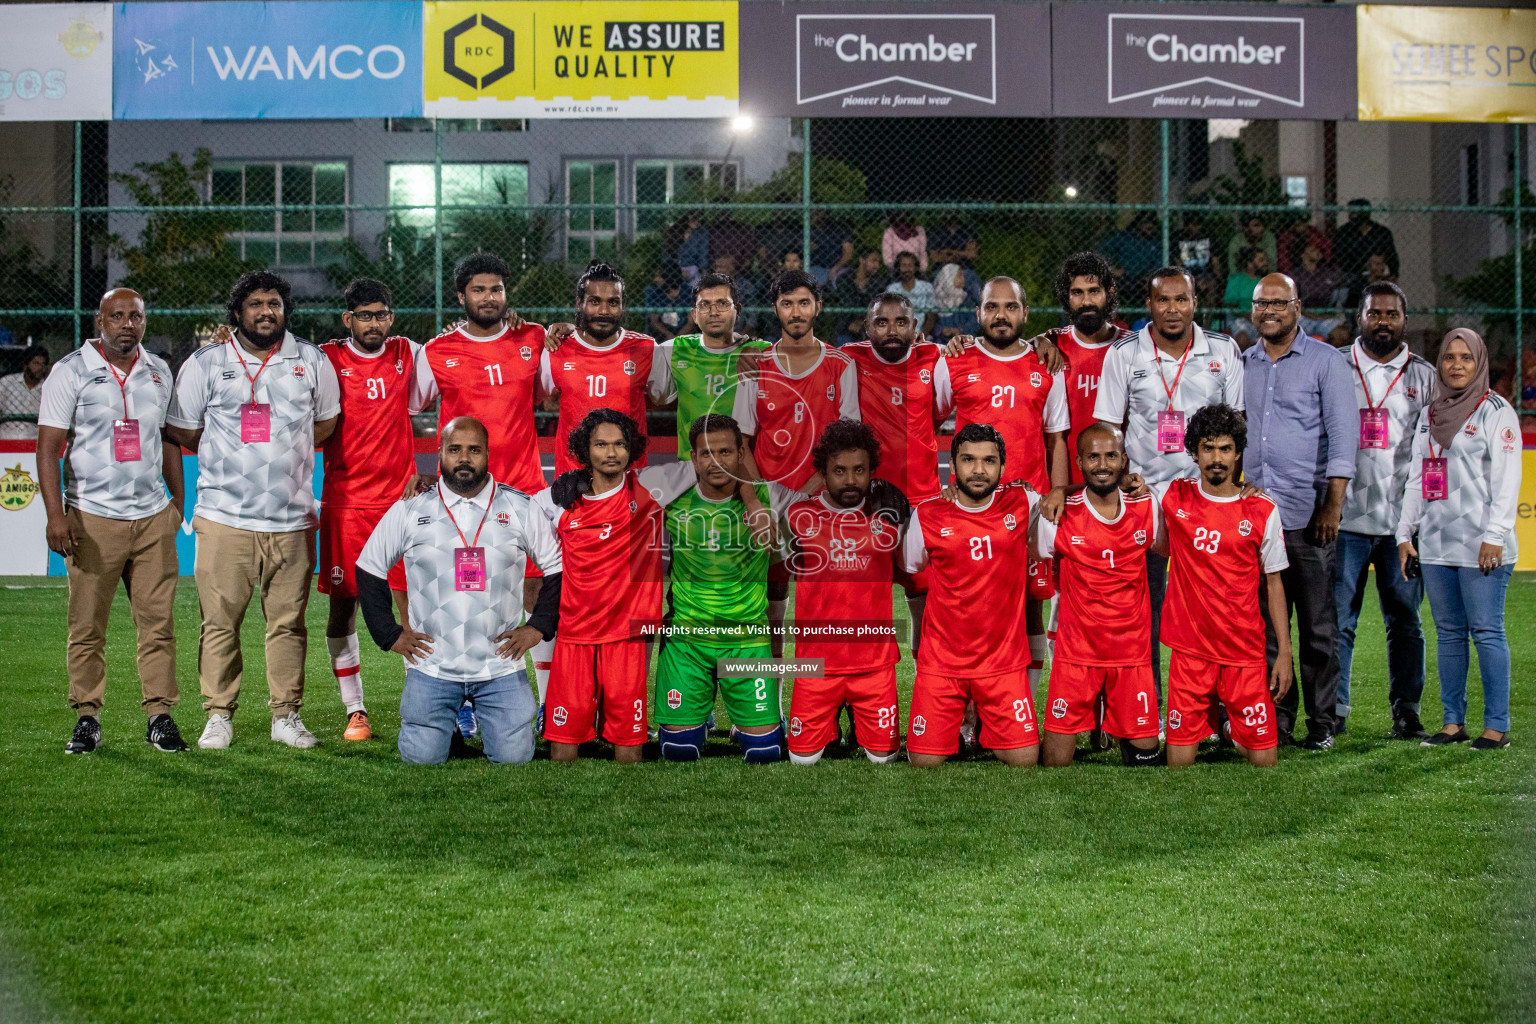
1299, 728, 1335, 752
1421, 728, 1471, 747
1389, 709, 1430, 740
146, 714, 188, 752
65, 716, 101, 754
1470, 734, 1510, 750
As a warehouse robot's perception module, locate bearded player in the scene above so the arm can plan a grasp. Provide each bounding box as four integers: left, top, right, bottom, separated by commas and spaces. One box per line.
1031, 423, 1160, 767
317, 279, 427, 740
784, 420, 907, 765
536, 409, 696, 763
841, 292, 942, 651
933, 277, 1068, 695
901, 424, 1040, 766
1154, 403, 1293, 767
732, 269, 860, 657
1040, 253, 1134, 481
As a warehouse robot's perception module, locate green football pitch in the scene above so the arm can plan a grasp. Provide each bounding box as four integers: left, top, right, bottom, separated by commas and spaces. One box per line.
1, 574, 1531, 1023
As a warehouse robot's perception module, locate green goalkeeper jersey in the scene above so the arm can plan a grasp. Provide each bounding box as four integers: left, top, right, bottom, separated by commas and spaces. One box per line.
664, 333, 770, 457
663, 481, 798, 647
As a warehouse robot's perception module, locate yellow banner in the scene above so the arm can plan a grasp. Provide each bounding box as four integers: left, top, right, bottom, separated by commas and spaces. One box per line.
1358, 6, 1536, 122
1518, 449, 1536, 571
423, 1, 738, 117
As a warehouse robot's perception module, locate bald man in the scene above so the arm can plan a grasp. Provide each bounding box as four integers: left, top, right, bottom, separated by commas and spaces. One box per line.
356, 417, 563, 764
1241, 272, 1357, 751
38, 289, 188, 754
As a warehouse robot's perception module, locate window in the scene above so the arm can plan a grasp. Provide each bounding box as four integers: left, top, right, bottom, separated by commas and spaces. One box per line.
1460, 144, 1480, 206
388, 162, 530, 230
1284, 175, 1309, 209
567, 160, 618, 263
211, 161, 347, 268
632, 160, 739, 233
385, 118, 527, 133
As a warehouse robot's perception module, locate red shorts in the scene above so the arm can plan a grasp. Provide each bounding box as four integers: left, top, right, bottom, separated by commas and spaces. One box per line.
1027, 554, 1056, 600
1166, 651, 1277, 750
893, 561, 929, 597
1044, 661, 1159, 740
318, 505, 405, 596
787, 666, 899, 754
907, 666, 1039, 756
544, 639, 648, 747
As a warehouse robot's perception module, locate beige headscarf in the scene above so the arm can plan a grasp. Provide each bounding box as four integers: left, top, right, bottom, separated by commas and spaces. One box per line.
1428, 328, 1489, 450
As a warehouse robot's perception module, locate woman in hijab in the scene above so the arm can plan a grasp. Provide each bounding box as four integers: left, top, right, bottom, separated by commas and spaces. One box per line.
931, 263, 980, 341
1396, 328, 1522, 750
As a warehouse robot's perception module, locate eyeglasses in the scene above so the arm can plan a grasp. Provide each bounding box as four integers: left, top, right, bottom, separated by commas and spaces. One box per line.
348, 310, 394, 323
1250, 298, 1298, 312
696, 299, 736, 313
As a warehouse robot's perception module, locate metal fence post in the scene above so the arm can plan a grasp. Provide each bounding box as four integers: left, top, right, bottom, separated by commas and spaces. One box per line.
1515, 121, 1524, 413
433, 118, 444, 334
802, 118, 812, 267
1159, 119, 1171, 266
73, 121, 82, 348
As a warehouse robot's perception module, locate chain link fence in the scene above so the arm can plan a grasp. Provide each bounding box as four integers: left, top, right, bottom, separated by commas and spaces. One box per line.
0, 115, 1530, 429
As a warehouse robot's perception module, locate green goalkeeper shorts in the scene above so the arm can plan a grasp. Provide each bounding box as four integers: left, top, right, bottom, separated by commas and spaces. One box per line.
655, 640, 781, 728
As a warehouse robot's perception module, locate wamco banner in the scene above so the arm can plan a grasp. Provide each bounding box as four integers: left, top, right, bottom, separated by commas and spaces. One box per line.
423, 1, 738, 118
1051, 1, 1356, 119
1357, 6, 1536, 122
113, 1, 423, 119
0, 3, 112, 121
739, 2, 1050, 117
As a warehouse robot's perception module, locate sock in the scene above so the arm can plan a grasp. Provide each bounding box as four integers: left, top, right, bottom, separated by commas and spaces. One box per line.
1028, 633, 1048, 697
326, 634, 366, 713
788, 746, 824, 766
767, 599, 788, 658
532, 636, 555, 703
905, 593, 925, 656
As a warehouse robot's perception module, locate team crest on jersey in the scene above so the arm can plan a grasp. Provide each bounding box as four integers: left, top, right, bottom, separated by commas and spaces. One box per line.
1208, 360, 1222, 373
1167, 710, 1182, 730
1406, 386, 1418, 399
911, 715, 927, 736
789, 717, 803, 737
919, 368, 932, 384
395, 359, 405, 375
551, 706, 569, 727
1051, 697, 1068, 720
666, 688, 683, 710
629, 500, 638, 513
869, 518, 884, 535
1238, 519, 1253, 536
623, 360, 637, 376
338, 367, 353, 376
496, 511, 510, 527
292, 365, 306, 379
330, 566, 343, 584
1464, 423, 1478, 437
1029, 371, 1043, 389
1134, 529, 1147, 546
1003, 514, 1018, 530
1502, 426, 1518, 452
150, 372, 163, 386
519, 346, 533, 361
825, 385, 836, 401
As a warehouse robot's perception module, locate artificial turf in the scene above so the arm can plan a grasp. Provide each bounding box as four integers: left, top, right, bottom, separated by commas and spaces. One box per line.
0, 574, 1531, 1023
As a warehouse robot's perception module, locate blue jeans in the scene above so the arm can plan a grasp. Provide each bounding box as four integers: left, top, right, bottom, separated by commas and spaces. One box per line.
1334, 531, 1425, 716
400, 667, 536, 764
1422, 563, 1513, 732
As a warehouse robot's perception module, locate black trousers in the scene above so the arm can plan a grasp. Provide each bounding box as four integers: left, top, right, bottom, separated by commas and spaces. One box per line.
1265, 528, 1342, 736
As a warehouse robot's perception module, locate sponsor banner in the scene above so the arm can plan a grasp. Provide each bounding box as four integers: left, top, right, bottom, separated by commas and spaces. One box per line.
1519, 447, 1536, 572
1357, 6, 1536, 123
0, 453, 49, 575
739, 1, 1049, 117
423, 1, 737, 118
1051, 0, 1356, 119
0, 3, 112, 121
113, 1, 422, 119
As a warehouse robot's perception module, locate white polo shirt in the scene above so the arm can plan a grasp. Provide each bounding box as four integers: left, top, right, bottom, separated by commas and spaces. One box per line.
167, 333, 340, 532
37, 342, 175, 520
1093, 324, 1246, 487
358, 478, 563, 682
1338, 340, 1437, 537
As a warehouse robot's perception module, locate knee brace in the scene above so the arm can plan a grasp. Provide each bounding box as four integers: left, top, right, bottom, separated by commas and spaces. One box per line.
659, 723, 707, 762
736, 724, 783, 764
1120, 740, 1163, 767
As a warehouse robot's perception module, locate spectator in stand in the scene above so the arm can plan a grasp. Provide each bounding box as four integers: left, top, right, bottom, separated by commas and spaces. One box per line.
674, 211, 710, 286
932, 262, 982, 341
1345, 253, 1398, 329
1177, 213, 1221, 308
754, 215, 799, 274
0, 345, 49, 439
1334, 199, 1401, 278
644, 262, 694, 342
928, 214, 980, 269
832, 247, 889, 346
886, 251, 937, 336
1100, 212, 1162, 299
1226, 213, 1277, 278
1278, 214, 1333, 275
808, 212, 854, 287
882, 210, 928, 273
1291, 241, 1349, 342
1222, 247, 1269, 349
708, 217, 757, 274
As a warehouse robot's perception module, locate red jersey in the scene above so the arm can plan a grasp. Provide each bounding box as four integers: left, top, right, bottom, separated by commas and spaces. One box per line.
415, 323, 546, 493
1036, 490, 1157, 665
540, 330, 666, 475
320, 336, 419, 509
1043, 325, 1133, 483
902, 485, 1036, 676
732, 342, 860, 490
842, 341, 943, 500
784, 494, 900, 671
1159, 478, 1288, 665
934, 341, 1069, 493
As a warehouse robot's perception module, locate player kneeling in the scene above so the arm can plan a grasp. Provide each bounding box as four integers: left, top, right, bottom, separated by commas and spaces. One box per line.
1033, 423, 1161, 766
784, 420, 907, 764
1154, 404, 1294, 767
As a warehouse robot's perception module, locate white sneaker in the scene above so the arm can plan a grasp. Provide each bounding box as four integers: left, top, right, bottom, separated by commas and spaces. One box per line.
271, 713, 318, 749
199, 714, 233, 750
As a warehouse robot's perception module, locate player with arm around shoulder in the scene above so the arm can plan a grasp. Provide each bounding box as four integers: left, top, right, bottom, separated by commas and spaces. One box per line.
1153, 403, 1293, 768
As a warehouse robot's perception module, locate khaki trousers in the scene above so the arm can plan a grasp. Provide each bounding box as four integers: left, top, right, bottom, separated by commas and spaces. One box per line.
192, 516, 315, 719
65, 503, 181, 716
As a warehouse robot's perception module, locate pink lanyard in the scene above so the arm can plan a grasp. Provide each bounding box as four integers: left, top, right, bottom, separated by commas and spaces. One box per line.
1353, 353, 1405, 410
96, 343, 138, 418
